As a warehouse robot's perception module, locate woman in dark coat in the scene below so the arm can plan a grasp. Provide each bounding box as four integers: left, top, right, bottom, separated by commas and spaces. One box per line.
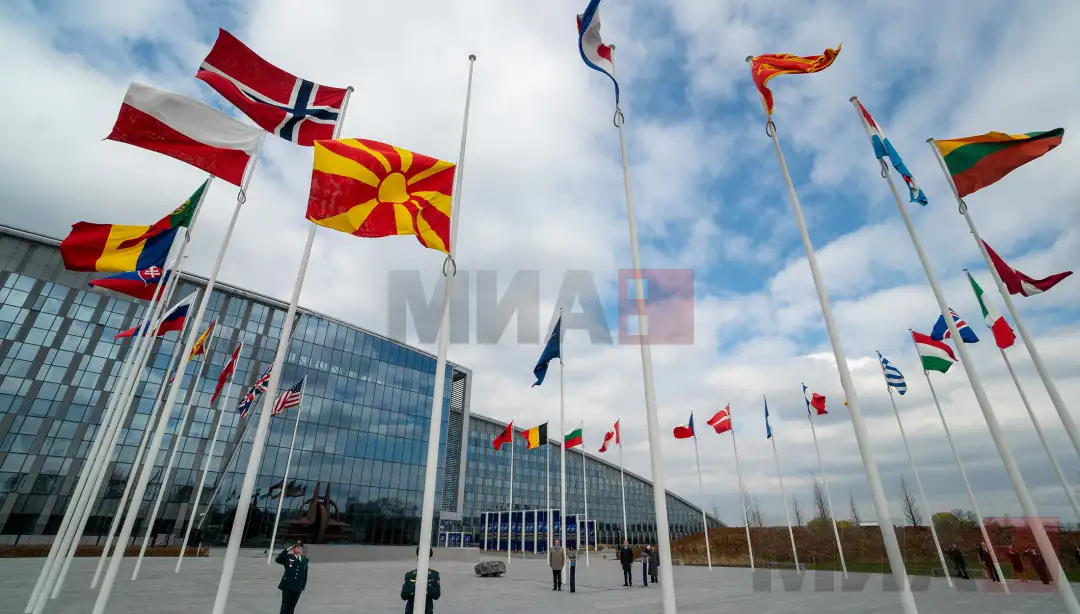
648, 545, 659, 583
977, 544, 999, 582
1006, 547, 1026, 582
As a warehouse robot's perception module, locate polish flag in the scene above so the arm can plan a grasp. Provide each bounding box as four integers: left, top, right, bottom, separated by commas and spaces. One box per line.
599, 419, 620, 452
106, 83, 265, 186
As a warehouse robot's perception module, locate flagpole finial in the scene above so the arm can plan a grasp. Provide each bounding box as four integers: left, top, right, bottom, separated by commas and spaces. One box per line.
848, 96, 857, 102
744, 55, 753, 63
962, 268, 970, 272
926, 138, 935, 143
469, 54, 476, 61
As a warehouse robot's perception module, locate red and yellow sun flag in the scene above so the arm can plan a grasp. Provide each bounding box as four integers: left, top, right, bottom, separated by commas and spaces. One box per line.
750, 45, 841, 117
306, 139, 456, 253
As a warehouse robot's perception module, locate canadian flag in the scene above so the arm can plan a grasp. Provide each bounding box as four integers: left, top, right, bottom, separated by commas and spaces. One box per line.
599, 419, 620, 452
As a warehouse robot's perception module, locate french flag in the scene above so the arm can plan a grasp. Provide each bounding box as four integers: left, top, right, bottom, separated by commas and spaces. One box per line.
114, 292, 196, 340
577, 0, 620, 105
89, 267, 169, 300
673, 413, 695, 439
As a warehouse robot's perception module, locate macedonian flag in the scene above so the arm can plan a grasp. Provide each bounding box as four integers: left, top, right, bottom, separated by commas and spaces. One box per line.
306, 139, 456, 253
750, 45, 841, 117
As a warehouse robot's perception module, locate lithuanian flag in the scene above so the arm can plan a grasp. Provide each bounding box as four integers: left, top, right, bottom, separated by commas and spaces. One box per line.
520, 422, 548, 450
933, 128, 1064, 197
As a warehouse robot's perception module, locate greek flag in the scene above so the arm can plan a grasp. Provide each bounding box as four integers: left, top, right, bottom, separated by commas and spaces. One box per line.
878, 352, 907, 395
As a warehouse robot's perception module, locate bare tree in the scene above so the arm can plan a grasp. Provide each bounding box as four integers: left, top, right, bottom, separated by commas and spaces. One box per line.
792, 496, 805, 526
812, 477, 829, 520
849, 491, 862, 526
743, 487, 764, 528
900, 476, 922, 526
712, 505, 722, 525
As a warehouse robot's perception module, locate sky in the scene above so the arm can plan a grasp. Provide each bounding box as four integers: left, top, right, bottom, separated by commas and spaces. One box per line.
2, 0, 1079, 529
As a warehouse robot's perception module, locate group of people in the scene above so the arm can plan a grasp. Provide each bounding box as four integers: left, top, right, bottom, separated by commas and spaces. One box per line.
945, 542, 1053, 584
619, 541, 659, 587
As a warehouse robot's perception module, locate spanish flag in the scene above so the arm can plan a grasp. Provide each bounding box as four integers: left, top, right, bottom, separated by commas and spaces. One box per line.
749, 45, 841, 117
520, 422, 548, 450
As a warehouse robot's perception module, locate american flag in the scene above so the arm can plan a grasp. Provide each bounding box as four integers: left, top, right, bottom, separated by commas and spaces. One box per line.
236, 364, 273, 418
272, 376, 306, 416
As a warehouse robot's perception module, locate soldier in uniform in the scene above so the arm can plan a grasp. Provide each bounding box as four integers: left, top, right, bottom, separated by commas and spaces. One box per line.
401, 547, 441, 614
275, 541, 309, 614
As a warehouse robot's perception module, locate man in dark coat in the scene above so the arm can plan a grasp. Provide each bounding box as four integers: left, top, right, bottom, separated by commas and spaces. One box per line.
402, 547, 441, 614
619, 540, 634, 587
275, 541, 309, 614
649, 545, 659, 583
977, 543, 999, 582
947, 544, 969, 580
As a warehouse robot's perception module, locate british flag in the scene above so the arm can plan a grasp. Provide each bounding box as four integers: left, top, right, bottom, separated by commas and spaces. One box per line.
236, 363, 273, 418
272, 376, 306, 416
196, 28, 348, 146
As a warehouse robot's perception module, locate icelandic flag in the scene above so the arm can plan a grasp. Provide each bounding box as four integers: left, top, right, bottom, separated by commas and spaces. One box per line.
577, 0, 620, 105
532, 316, 562, 386
672, 413, 695, 439
89, 266, 170, 301
855, 99, 927, 205
931, 308, 980, 344
114, 292, 196, 339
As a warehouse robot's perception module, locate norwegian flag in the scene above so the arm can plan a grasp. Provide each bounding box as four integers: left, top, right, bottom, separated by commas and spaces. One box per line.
272, 376, 306, 416
236, 363, 273, 418
196, 28, 348, 146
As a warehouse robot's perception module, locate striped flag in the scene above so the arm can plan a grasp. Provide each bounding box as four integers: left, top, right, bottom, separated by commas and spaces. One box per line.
878, 352, 907, 395
271, 376, 306, 416
237, 364, 273, 417
912, 331, 957, 374
931, 308, 979, 344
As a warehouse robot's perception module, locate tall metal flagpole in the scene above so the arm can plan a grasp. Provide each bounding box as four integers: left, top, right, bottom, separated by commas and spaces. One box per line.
617, 427, 627, 543
96, 136, 266, 614
176, 343, 243, 573
559, 307, 567, 556
609, 48, 678, 614
546, 440, 551, 564
580, 431, 589, 567
804, 388, 847, 577
508, 424, 515, 563
411, 55, 475, 613
692, 429, 712, 569
875, 352, 952, 588
743, 70, 915, 612
923, 141, 1077, 611
267, 377, 307, 561
909, 331, 1008, 589
728, 405, 754, 570
767, 408, 799, 569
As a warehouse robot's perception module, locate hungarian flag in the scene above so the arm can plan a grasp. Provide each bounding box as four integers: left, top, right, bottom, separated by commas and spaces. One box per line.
967, 272, 1016, 349
520, 422, 548, 450
803, 385, 827, 415
599, 419, 620, 452
88, 266, 169, 300
306, 138, 455, 253
493, 421, 514, 450
106, 83, 265, 186
932, 128, 1064, 197
749, 45, 841, 117
673, 413, 695, 439
707, 406, 732, 434
564, 424, 584, 449
982, 240, 1072, 297
912, 330, 957, 373
211, 343, 243, 404
114, 292, 196, 339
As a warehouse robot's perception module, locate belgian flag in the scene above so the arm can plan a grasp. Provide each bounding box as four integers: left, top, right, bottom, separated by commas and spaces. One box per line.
520, 422, 548, 450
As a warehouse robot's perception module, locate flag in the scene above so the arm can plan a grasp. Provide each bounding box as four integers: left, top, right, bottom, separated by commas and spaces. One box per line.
966, 271, 1016, 349
520, 422, 548, 450
912, 331, 957, 373
306, 138, 455, 253
114, 292, 196, 339
106, 83, 265, 186
802, 384, 827, 415
564, 424, 584, 449
196, 28, 349, 146
532, 316, 562, 386
707, 406, 732, 434
88, 266, 169, 300
493, 421, 514, 450
211, 343, 242, 404
854, 99, 927, 205
576, 0, 619, 105
60, 223, 179, 273
749, 46, 841, 118
764, 396, 772, 439
115, 181, 209, 251
188, 321, 215, 360
271, 376, 306, 416
599, 419, 620, 452
933, 128, 1064, 197
878, 352, 907, 395
982, 240, 1072, 297
237, 363, 273, 417
931, 308, 979, 344
672, 413, 695, 439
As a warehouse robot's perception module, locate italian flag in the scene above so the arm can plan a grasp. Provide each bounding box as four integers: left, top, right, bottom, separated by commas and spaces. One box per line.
564, 425, 583, 449
912, 331, 956, 373
967, 271, 1016, 349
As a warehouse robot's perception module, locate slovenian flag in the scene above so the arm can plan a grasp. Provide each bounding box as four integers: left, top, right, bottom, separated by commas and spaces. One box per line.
854, 99, 927, 205
577, 0, 619, 105
114, 292, 196, 339
931, 308, 979, 344
673, 413, 695, 439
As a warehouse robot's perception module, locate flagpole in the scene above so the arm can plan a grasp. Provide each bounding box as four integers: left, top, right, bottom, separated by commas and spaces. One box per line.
804, 393, 846, 577
267, 377, 307, 561
921, 142, 1076, 610
580, 430, 589, 567
767, 415, 799, 569
559, 308, 567, 556
508, 424, 515, 563
546, 441, 551, 564
909, 331, 1008, 589
728, 406, 754, 570
875, 352, 952, 588
617, 432, 628, 544
176, 345, 241, 573
97, 135, 267, 614
411, 56, 475, 613
610, 48, 677, 614
692, 430, 711, 569
745, 76, 916, 611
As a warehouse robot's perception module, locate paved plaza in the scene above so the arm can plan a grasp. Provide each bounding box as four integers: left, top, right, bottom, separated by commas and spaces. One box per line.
2, 550, 1078, 613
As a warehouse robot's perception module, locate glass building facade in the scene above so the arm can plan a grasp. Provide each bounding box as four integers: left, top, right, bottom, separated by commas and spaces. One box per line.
0, 226, 719, 549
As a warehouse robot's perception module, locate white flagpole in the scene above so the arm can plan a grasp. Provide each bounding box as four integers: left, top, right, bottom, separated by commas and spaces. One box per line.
924, 141, 1076, 610
618, 431, 627, 543
411, 55, 475, 612
580, 429, 589, 567
609, 48, 677, 614
508, 424, 515, 563
804, 390, 847, 577
176, 344, 242, 573
743, 75, 915, 612
133, 319, 219, 579
267, 377, 307, 561
559, 308, 567, 556
876, 352, 952, 588
546, 440, 551, 564
909, 331, 1008, 589
96, 136, 266, 614
767, 415, 799, 569
691, 429, 711, 569
728, 406, 754, 570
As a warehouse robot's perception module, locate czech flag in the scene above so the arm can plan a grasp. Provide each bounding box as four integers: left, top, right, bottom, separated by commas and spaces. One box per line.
114, 292, 196, 340
673, 413, 695, 439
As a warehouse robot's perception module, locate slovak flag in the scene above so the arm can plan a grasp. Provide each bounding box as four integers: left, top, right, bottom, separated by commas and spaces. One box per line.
88, 266, 169, 301
931, 308, 980, 344
599, 419, 620, 452
673, 413, 695, 439
707, 406, 732, 434
577, 0, 619, 105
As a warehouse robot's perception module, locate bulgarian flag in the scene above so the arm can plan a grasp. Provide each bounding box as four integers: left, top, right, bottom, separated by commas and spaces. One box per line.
912, 331, 957, 373
564, 424, 583, 449
967, 271, 1016, 349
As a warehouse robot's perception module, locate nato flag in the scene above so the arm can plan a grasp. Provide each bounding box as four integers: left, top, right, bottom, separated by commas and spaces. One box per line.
532, 316, 562, 386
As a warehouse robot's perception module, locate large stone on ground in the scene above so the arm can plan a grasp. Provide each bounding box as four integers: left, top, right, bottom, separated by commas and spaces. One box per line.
474, 560, 506, 577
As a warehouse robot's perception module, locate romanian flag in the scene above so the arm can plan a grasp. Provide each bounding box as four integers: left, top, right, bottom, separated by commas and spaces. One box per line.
933, 129, 1064, 197
306, 138, 456, 253
750, 45, 841, 117
520, 422, 548, 450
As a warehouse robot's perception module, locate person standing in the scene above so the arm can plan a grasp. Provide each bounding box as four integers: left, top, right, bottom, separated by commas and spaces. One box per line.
978, 543, 999, 582
275, 541, 309, 614
1007, 547, 1027, 582
619, 540, 634, 587
947, 544, 969, 580
549, 539, 565, 591
1027, 548, 1051, 585
402, 547, 441, 614
649, 545, 659, 583
640, 545, 650, 587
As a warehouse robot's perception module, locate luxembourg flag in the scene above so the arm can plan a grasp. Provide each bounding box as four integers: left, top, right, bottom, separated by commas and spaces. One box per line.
967, 271, 1016, 349
673, 413, 695, 439
577, 0, 620, 105
114, 292, 197, 339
